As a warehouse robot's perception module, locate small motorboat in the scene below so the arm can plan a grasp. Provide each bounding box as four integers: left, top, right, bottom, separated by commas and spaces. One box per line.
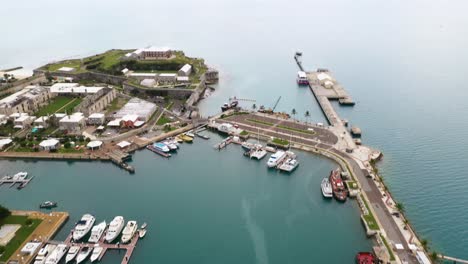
65, 245, 80, 263
185, 131, 195, 138
141, 222, 147, 229
40, 201, 57, 209
174, 136, 184, 143
90, 245, 103, 263
179, 134, 193, 143
138, 229, 147, 238
76, 247, 92, 264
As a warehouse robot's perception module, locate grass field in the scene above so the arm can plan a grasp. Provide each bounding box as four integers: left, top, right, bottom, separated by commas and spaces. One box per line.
272, 137, 289, 146
46, 60, 82, 72
35, 96, 80, 116
106, 97, 129, 114
156, 114, 172, 125
0, 215, 42, 261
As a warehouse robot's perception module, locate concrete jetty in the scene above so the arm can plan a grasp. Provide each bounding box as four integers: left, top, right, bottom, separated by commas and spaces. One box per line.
0, 175, 33, 189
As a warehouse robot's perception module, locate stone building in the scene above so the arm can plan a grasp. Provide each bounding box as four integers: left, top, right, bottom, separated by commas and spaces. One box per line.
0, 86, 55, 115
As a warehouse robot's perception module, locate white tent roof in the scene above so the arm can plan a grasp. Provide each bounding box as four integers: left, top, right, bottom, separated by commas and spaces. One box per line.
89, 113, 105, 119
394, 243, 404, 250
107, 119, 121, 127
117, 141, 131, 148
317, 72, 332, 81
39, 139, 59, 147
0, 138, 12, 147
87, 140, 103, 148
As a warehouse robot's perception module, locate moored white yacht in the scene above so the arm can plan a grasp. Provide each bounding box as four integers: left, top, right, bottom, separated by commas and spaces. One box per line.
88, 221, 106, 243
65, 245, 80, 263
34, 244, 56, 264
105, 216, 125, 243
278, 158, 299, 172
321, 178, 333, 198
266, 151, 286, 168
90, 245, 103, 262
13, 171, 28, 180
76, 246, 92, 264
72, 214, 95, 241
121, 220, 138, 243
44, 244, 67, 264
163, 140, 178, 150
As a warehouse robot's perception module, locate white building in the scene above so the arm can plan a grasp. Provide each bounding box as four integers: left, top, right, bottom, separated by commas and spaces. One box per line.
125, 46, 172, 60
14, 115, 35, 129
177, 76, 190, 83
178, 64, 192, 76
0, 86, 54, 115
49, 83, 103, 94
59, 113, 85, 133
87, 140, 103, 150
114, 98, 156, 122
39, 139, 60, 151
157, 73, 177, 83
33, 116, 49, 128
87, 113, 105, 125
218, 123, 233, 134
128, 73, 157, 81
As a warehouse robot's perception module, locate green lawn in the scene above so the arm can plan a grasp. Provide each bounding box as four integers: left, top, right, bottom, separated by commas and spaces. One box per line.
58, 147, 84, 154
99, 50, 128, 70
246, 118, 274, 126
272, 137, 289, 146
35, 96, 77, 116
0, 122, 18, 137
60, 98, 82, 114
0, 215, 42, 261
360, 194, 380, 231
106, 97, 129, 114
380, 234, 396, 261
156, 114, 172, 125
46, 60, 82, 72
240, 130, 248, 136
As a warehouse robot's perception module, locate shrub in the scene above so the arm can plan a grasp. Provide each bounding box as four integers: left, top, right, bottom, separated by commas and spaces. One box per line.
64, 142, 71, 149
0, 204, 11, 220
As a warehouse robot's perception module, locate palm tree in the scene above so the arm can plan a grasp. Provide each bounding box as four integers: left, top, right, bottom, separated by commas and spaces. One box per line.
305, 110, 310, 124
252, 103, 257, 112
396, 202, 405, 214
291, 108, 296, 121
430, 251, 440, 263
421, 239, 429, 251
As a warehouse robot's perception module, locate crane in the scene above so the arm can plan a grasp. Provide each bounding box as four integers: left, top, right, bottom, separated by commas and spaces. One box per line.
272, 96, 281, 112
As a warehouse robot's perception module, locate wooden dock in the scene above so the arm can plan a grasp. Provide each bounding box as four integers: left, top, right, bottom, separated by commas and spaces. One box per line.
52, 230, 140, 264
214, 136, 233, 150
0, 175, 33, 189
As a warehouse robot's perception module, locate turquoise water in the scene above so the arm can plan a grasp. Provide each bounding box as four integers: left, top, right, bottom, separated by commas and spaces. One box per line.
0, 134, 371, 263
1, 0, 468, 259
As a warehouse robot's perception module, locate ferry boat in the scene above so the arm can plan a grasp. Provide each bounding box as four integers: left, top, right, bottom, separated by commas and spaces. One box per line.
34, 244, 56, 264
73, 214, 95, 241
278, 158, 299, 172
121, 220, 138, 243
356, 252, 376, 264
221, 100, 239, 112
266, 151, 286, 168
321, 178, 333, 198
88, 221, 106, 243
297, 71, 309, 85
153, 142, 170, 153
44, 244, 67, 264
329, 169, 348, 202
76, 246, 92, 264
39, 201, 57, 209
65, 245, 80, 263
90, 245, 103, 263
105, 216, 125, 243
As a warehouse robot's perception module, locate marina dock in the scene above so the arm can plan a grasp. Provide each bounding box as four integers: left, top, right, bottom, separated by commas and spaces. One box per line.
48, 228, 140, 264
0, 174, 33, 189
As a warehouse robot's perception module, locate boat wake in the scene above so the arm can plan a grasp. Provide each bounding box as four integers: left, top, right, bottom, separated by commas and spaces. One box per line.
241, 198, 269, 264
